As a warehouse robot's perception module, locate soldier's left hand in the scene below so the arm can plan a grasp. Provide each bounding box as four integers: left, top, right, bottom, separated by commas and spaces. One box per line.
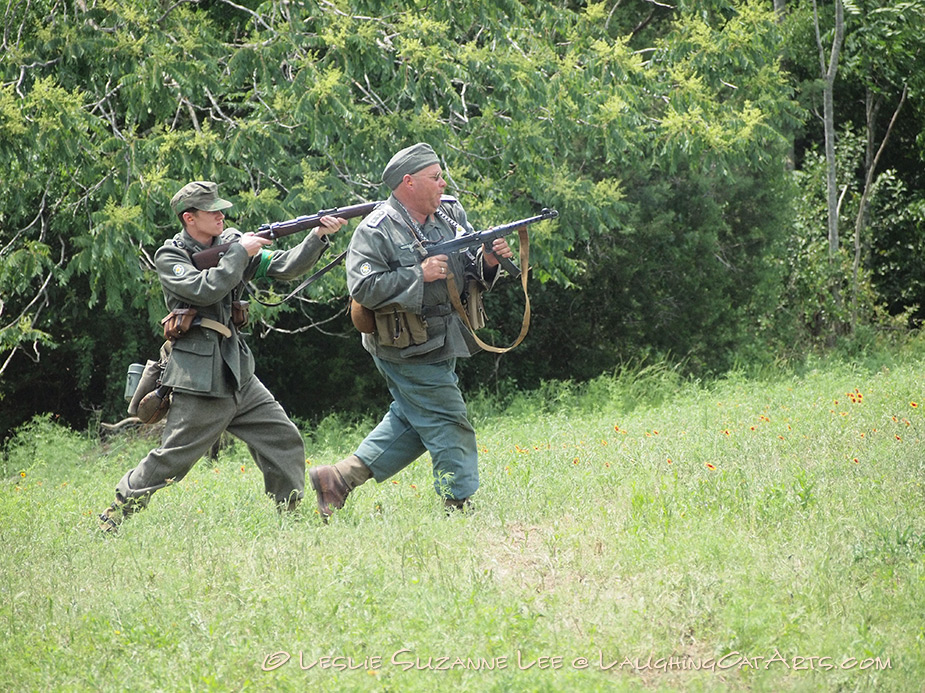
484, 237, 515, 266
315, 215, 349, 237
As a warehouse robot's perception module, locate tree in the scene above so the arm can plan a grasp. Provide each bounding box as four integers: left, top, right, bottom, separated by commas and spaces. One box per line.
0, 0, 817, 438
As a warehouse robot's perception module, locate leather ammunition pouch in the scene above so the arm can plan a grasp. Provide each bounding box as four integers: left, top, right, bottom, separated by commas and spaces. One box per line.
350, 298, 376, 334
232, 300, 249, 329
160, 307, 198, 341
374, 304, 428, 349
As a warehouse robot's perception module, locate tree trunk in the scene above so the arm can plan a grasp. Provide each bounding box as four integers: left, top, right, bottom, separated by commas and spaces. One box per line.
851, 84, 908, 332
814, 0, 845, 258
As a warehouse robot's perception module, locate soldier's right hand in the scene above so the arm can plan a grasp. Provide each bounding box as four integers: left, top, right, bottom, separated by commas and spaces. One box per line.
423, 254, 450, 282
240, 233, 273, 257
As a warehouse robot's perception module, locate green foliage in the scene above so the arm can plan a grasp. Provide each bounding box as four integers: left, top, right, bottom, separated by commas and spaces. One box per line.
2, 0, 923, 438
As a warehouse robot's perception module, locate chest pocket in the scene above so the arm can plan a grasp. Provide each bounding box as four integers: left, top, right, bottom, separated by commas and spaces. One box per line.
162, 338, 215, 393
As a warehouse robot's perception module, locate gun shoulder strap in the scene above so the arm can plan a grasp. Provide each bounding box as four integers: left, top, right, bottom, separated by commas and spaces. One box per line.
243, 249, 348, 307
445, 225, 530, 354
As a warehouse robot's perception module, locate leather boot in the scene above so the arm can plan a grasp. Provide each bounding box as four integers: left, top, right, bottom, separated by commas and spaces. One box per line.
444, 497, 474, 514
98, 494, 140, 532
308, 455, 370, 519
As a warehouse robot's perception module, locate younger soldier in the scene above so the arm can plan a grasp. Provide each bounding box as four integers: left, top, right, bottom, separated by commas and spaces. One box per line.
99, 181, 346, 531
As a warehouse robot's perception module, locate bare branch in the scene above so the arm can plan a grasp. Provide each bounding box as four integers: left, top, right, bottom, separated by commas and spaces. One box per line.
215, 0, 273, 32
156, 0, 200, 26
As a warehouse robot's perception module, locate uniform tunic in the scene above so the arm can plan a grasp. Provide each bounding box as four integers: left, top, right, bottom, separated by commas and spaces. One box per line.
346, 195, 498, 500
115, 227, 330, 506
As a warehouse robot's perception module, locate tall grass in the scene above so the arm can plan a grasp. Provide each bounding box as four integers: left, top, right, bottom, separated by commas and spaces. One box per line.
1, 353, 922, 691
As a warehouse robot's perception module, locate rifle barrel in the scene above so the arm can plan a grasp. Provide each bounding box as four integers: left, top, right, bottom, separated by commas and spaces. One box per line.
191, 200, 382, 270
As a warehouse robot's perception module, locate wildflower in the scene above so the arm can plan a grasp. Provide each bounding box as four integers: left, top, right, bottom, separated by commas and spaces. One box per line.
19, 471, 26, 478
573, 458, 580, 465
240, 465, 246, 473
706, 463, 716, 470
911, 402, 919, 408
667, 458, 673, 464
213, 468, 220, 474
722, 429, 731, 436
896, 435, 902, 441
604, 462, 611, 468
853, 458, 859, 464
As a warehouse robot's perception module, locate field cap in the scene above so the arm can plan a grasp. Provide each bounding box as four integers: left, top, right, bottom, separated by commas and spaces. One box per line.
382, 143, 440, 190
170, 181, 233, 215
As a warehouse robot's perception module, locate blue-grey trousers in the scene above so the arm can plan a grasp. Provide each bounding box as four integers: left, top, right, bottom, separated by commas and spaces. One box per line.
355, 356, 478, 500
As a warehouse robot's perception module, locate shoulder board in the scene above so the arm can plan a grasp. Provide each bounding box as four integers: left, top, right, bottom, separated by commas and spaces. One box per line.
366, 208, 388, 228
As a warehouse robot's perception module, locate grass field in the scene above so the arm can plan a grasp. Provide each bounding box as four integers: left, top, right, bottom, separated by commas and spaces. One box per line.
1, 351, 923, 691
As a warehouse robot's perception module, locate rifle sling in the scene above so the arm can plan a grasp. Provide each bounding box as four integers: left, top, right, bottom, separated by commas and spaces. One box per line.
445, 226, 530, 354
245, 249, 347, 308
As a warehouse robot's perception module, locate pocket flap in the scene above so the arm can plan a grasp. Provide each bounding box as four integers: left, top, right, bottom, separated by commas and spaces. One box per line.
171, 338, 214, 356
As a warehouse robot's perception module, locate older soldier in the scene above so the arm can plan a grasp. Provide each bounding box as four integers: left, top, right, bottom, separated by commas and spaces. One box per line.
308, 143, 514, 516
99, 181, 347, 531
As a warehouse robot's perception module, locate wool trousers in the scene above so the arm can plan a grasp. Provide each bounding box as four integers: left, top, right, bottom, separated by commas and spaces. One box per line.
355, 356, 478, 500
116, 375, 305, 506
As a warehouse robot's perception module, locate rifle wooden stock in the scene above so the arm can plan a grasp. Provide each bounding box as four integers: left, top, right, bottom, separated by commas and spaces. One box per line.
191, 200, 382, 270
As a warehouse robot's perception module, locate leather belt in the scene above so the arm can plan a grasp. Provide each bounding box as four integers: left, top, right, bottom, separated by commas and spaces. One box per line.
422, 303, 452, 318
195, 317, 232, 338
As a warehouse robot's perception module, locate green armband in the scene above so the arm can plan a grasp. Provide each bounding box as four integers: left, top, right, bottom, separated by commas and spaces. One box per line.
254, 249, 274, 279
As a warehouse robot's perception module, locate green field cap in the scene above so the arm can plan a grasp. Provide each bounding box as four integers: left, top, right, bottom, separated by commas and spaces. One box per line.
170, 181, 233, 215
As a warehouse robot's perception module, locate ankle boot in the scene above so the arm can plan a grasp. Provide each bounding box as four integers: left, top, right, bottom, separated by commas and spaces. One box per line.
308, 455, 370, 519
444, 497, 474, 514
98, 494, 139, 532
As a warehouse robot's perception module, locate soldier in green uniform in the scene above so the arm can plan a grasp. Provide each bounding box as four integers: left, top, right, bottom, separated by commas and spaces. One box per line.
99, 181, 347, 531
308, 143, 515, 516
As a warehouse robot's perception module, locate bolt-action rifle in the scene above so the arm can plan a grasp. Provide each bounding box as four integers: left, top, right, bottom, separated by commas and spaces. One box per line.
191, 200, 383, 270
420, 208, 558, 277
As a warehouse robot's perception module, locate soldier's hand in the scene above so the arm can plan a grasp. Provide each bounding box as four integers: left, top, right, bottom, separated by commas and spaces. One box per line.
314, 215, 349, 237
240, 233, 273, 257
423, 254, 450, 282
484, 237, 515, 267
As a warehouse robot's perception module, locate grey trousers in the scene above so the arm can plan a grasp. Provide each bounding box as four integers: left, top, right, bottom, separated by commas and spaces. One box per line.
116, 375, 305, 506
